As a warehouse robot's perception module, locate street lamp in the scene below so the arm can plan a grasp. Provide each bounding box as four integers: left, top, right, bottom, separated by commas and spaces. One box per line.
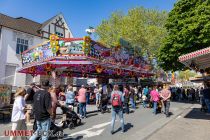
85, 26, 96, 36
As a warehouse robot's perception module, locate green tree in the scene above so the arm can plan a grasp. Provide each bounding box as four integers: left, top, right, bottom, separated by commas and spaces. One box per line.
96, 7, 168, 57
158, 0, 210, 71
178, 70, 196, 81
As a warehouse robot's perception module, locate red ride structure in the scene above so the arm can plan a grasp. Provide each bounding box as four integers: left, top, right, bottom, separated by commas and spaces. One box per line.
18, 35, 153, 81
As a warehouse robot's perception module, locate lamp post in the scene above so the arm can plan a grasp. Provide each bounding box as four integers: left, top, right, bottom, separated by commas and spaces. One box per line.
85, 26, 95, 36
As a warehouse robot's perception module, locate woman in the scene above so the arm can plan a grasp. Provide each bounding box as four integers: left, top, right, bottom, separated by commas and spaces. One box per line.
86, 87, 91, 105
58, 87, 66, 105
65, 85, 75, 107
150, 86, 160, 115
49, 87, 58, 121
10, 87, 27, 140
94, 86, 101, 111
129, 86, 136, 109
123, 86, 130, 114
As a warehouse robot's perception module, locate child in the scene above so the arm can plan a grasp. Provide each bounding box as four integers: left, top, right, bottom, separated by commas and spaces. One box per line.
142, 94, 147, 108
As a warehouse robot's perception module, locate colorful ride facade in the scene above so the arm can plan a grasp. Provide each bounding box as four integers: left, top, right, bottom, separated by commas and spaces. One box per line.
18, 35, 153, 79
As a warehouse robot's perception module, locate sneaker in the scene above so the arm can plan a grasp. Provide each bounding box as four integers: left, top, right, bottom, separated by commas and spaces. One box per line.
110, 130, 114, 135
121, 130, 125, 134
205, 113, 210, 115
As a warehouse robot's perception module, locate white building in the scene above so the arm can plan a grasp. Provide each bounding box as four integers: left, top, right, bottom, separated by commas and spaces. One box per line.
0, 13, 73, 87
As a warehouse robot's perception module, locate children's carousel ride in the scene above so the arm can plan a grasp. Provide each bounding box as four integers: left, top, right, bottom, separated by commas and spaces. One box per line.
17, 35, 153, 81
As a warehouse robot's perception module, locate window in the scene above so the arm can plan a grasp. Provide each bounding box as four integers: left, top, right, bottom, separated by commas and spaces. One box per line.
16, 38, 28, 54
56, 32, 64, 37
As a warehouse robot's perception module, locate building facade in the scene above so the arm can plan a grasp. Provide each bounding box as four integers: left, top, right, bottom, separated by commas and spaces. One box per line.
0, 13, 73, 87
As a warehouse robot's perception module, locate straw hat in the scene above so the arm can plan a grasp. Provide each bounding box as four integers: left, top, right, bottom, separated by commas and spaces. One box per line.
14, 87, 26, 97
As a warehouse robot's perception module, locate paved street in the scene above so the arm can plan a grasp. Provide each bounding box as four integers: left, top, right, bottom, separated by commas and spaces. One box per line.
0, 102, 193, 140
148, 104, 210, 140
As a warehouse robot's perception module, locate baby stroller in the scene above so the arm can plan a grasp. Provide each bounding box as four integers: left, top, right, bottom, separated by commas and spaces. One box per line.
100, 94, 111, 113
60, 105, 81, 129
33, 119, 63, 140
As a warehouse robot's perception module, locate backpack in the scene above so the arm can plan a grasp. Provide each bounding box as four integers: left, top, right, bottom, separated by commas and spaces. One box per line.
112, 92, 122, 107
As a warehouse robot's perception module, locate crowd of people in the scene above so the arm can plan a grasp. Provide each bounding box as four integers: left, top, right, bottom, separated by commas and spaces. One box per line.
10, 80, 180, 139
141, 85, 171, 117
169, 87, 201, 102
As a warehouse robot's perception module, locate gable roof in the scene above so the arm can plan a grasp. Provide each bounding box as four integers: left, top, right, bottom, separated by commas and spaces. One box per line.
40, 15, 57, 30
0, 13, 42, 36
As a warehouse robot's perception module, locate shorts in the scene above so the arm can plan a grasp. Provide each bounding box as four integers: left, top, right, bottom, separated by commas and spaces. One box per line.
26, 103, 33, 113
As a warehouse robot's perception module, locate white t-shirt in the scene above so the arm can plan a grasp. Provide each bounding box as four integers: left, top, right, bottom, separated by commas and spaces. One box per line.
102, 85, 108, 95
11, 96, 26, 122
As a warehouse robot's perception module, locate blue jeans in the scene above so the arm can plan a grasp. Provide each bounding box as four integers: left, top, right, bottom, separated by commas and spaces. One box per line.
163, 101, 170, 116
124, 102, 129, 114
79, 103, 86, 117
111, 107, 124, 132
143, 100, 147, 108
86, 94, 90, 104
205, 99, 210, 113
153, 101, 158, 114
130, 98, 136, 109
29, 118, 51, 140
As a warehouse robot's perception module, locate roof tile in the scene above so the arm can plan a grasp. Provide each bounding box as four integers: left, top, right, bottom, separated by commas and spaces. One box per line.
0, 13, 42, 36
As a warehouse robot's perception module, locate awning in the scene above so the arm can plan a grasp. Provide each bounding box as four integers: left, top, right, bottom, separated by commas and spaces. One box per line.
179, 47, 210, 71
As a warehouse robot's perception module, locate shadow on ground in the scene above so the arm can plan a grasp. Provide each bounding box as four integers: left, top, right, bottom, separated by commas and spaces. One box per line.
86, 113, 98, 118
184, 108, 210, 120
113, 123, 134, 134
63, 135, 83, 140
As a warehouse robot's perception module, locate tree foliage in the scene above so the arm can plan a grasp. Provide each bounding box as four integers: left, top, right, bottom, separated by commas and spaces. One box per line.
178, 70, 196, 81
96, 7, 168, 57
158, 0, 210, 71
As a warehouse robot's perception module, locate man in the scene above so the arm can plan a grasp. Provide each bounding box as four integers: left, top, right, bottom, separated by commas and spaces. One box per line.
111, 85, 125, 134
203, 82, 210, 114
160, 85, 171, 117
24, 83, 36, 125
30, 80, 52, 140
190, 88, 196, 101
143, 86, 149, 96
199, 87, 205, 112
77, 85, 87, 118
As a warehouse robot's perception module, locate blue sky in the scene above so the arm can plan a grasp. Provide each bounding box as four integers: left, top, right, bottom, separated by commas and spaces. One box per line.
0, 0, 177, 38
